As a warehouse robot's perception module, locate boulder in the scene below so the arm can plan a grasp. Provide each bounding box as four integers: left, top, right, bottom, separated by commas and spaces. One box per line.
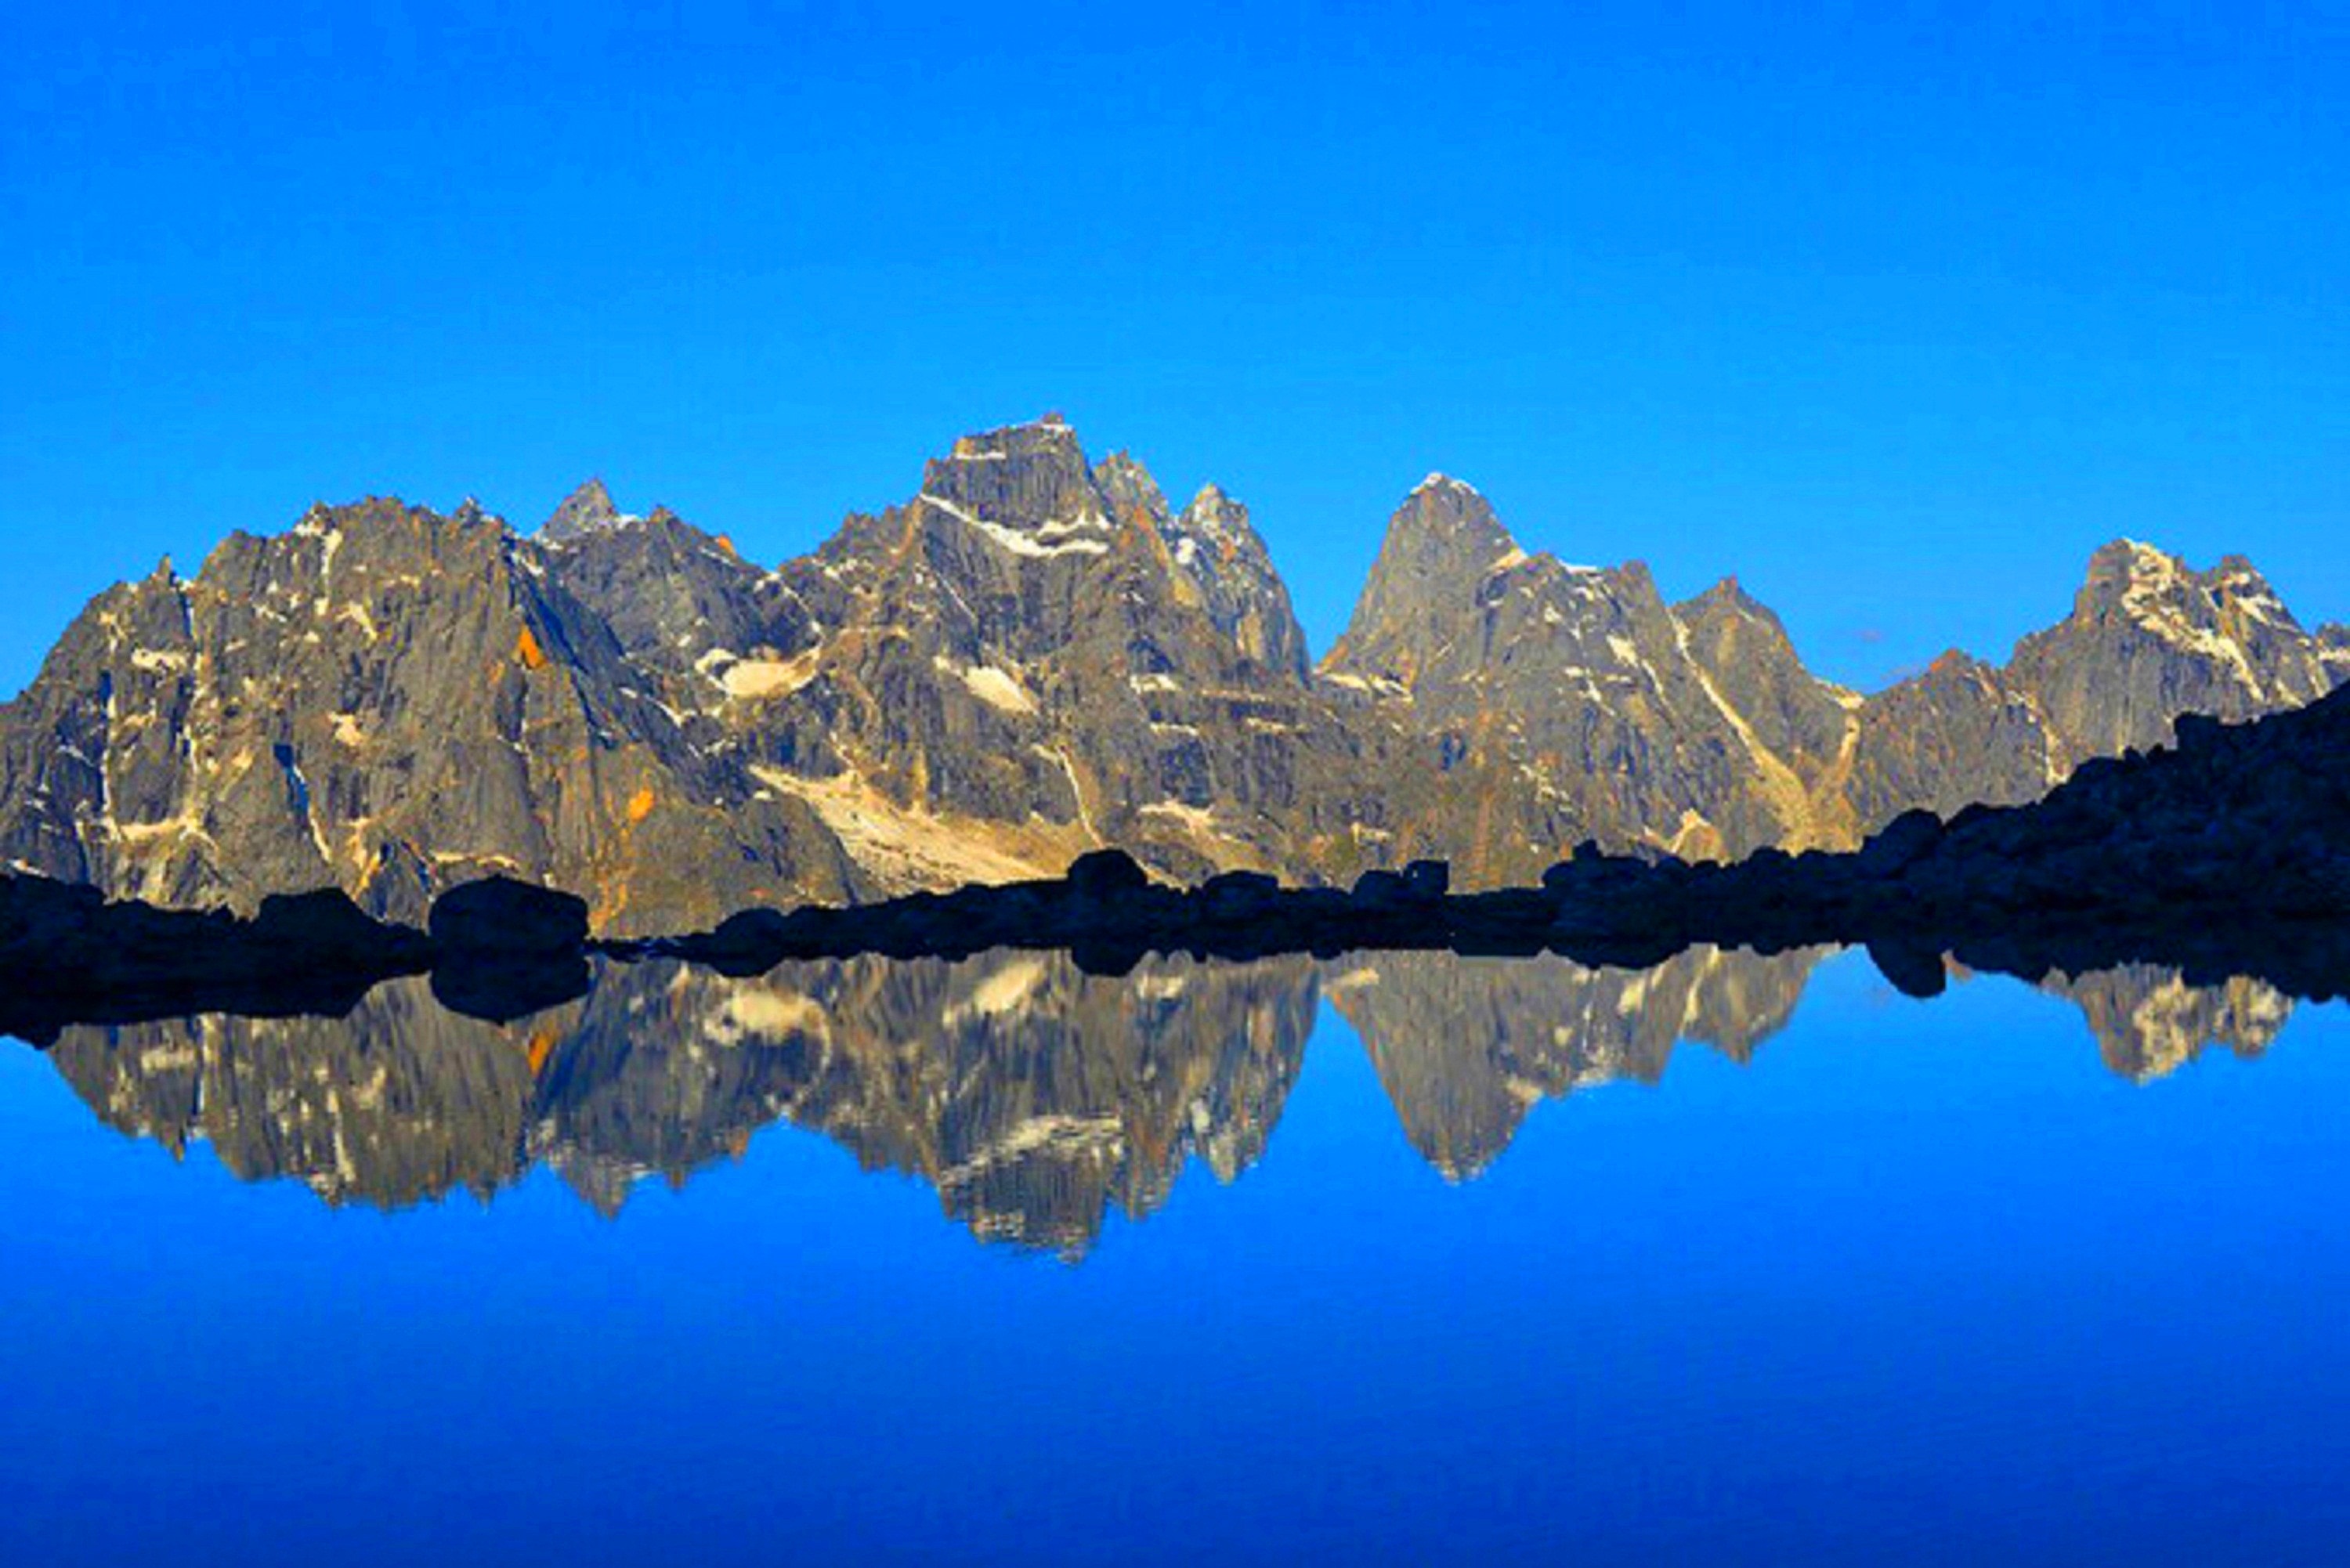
428, 876, 590, 957
1867, 938, 1949, 999
1065, 848, 1150, 899
1198, 869, 1281, 919
2173, 710, 2226, 751
1401, 859, 1452, 900
432, 952, 592, 1024
251, 887, 399, 952
1853, 808, 1945, 878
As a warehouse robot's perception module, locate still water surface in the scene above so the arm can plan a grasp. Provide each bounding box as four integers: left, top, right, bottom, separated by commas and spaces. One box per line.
2, 946, 2346, 1564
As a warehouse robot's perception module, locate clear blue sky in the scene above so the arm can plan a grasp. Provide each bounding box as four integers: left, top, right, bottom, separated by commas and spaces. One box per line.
4, 1, 2343, 694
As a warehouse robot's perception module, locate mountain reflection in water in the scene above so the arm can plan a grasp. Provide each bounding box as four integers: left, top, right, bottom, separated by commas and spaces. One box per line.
26, 947, 2298, 1254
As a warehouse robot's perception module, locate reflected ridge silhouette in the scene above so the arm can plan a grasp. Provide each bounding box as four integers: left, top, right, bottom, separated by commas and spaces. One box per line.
29, 945, 2308, 1252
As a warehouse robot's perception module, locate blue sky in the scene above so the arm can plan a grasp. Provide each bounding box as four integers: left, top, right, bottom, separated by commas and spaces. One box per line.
3, 1, 2343, 693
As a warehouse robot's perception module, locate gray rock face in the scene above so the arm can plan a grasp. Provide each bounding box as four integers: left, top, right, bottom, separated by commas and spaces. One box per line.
1327, 482, 2345, 862
1167, 483, 1312, 681
540, 477, 624, 542
2005, 542, 2339, 765
1843, 652, 2056, 825
1676, 578, 1857, 791
543, 498, 816, 679
1325, 478, 1855, 868
2323, 623, 2350, 676
0, 497, 857, 935
1, 422, 2341, 929
660, 415, 1426, 893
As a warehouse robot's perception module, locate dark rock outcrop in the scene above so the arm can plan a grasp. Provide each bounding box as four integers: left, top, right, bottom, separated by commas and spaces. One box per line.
430, 875, 590, 956
0, 874, 432, 1045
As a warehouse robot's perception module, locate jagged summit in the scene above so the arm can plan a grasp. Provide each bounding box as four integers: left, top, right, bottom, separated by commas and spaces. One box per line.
1683, 573, 1756, 609
1328, 475, 1523, 672
1165, 481, 1311, 678
1093, 450, 1171, 524
449, 497, 507, 529
917, 417, 1106, 544
542, 477, 625, 541
2011, 537, 2335, 762
2076, 538, 2295, 622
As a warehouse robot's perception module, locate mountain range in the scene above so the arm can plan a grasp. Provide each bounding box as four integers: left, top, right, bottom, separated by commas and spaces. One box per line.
5, 414, 2344, 934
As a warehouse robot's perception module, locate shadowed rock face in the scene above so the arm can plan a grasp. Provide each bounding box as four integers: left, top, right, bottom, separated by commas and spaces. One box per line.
540, 477, 623, 543
730, 416, 1389, 891
1676, 578, 1856, 792
2, 422, 2341, 931
2323, 623, 2350, 676
1327, 489, 2347, 869
1325, 479, 1852, 870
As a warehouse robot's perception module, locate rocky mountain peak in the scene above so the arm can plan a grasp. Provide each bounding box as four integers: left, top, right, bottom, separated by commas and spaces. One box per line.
2059, 538, 2313, 649
542, 478, 625, 541
1093, 450, 1170, 526
1677, 576, 1819, 682
1162, 482, 1311, 678
1676, 574, 1855, 782
1175, 482, 1245, 536
1999, 538, 2339, 767
1326, 475, 1525, 678
1402, 474, 1519, 565
5, 420, 2345, 934
919, 417, 1104, 541
1684, 574, 1761, 615
1186, 481, 1236, 519
2082, 536, 2171, 581
2069, 538, 2295, 631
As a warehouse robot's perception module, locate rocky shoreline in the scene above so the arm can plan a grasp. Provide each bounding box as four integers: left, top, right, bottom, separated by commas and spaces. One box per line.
7, 685, 2348, 1044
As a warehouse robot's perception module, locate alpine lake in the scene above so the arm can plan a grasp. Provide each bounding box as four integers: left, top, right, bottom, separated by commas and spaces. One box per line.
4, 944, 2347, 1566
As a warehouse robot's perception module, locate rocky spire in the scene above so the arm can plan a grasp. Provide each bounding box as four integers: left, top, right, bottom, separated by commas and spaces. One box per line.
1092, 450, 1171, 526
542, 478, 623, 541
2008, 539, 2337, 761
917, 417, 1102, 535
1324, 474, 1521, 681
1164, 482, 1311, 679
